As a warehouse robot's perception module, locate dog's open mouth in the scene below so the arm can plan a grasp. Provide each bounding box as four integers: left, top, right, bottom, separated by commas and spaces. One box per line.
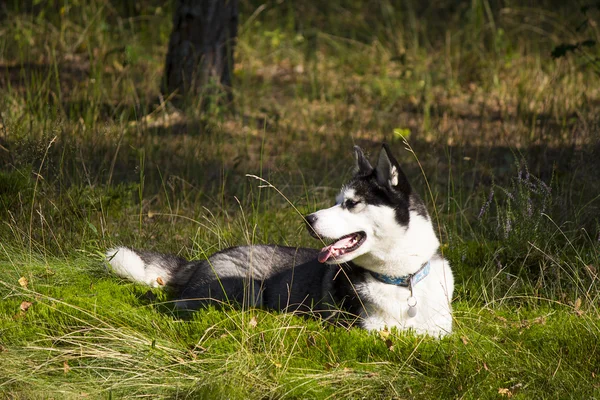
318, 231, 366, 263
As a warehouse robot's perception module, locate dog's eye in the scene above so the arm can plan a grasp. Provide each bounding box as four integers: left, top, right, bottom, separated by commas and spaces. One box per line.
344, 199, 359, 209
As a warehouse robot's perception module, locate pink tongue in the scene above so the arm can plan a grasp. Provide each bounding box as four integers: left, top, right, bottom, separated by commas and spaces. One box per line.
317, 236, 356, 263
318, 246, 334, 263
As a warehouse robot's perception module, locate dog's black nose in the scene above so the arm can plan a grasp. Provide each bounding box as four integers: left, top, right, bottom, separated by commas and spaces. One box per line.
305, 214, 320, 238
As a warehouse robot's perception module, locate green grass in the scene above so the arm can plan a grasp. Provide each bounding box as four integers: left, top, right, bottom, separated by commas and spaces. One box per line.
1, 251, 599, 398
1, 0, 600, 398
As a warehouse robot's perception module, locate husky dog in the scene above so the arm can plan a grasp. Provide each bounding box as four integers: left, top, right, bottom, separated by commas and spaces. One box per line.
107, 144, 454, 337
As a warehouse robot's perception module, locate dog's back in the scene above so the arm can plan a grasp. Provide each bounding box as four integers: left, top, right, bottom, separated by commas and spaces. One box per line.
107, 245, 339, 312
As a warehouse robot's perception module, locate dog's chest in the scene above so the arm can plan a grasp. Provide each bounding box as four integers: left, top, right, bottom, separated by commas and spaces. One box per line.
358, 280, 413, 326
356, 275, 450, 335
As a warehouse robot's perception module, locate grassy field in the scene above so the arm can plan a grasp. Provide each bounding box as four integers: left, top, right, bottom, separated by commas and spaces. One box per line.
1, 0, 600, 398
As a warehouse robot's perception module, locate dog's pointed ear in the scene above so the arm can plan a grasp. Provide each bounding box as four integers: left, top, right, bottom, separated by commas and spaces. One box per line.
354, 145, 373, 174
376, 144, 411, 195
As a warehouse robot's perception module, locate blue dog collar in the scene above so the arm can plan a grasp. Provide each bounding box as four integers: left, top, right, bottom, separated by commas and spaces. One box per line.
369, 261, 431, 288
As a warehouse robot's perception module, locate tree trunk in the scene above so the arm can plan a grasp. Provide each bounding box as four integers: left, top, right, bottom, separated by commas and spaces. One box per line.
163, 0, 238, 105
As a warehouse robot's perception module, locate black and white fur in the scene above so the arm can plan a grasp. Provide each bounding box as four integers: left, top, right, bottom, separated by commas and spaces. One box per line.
107, 145, 454, 337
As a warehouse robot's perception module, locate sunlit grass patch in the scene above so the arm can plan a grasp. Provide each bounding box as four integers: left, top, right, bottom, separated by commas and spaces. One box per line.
1, 253, 598, 398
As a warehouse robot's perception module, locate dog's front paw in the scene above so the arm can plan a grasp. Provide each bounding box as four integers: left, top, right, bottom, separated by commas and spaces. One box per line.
361, 315, 393, 332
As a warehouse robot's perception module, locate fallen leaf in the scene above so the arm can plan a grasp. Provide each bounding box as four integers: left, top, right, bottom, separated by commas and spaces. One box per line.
483, 362, 489, 371
249, 316, 258, 328
156, 276, 165, 286
20, 301, 32, 312
498, 388, 512, 397
378, 329, 390, 340
18, 277, 28, 288
461, 336, 469, 345
385, 338, 394, 351
574, 298, 582, 311
63, 360, 71, 374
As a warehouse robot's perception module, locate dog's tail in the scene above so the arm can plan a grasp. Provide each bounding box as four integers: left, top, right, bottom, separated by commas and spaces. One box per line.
106, 247, 188, 288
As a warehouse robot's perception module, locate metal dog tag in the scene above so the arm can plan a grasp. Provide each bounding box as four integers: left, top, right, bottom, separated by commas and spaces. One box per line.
407, 296, 417, 318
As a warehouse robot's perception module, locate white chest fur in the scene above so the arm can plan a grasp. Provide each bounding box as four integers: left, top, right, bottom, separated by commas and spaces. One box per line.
356, 257, 454, 337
